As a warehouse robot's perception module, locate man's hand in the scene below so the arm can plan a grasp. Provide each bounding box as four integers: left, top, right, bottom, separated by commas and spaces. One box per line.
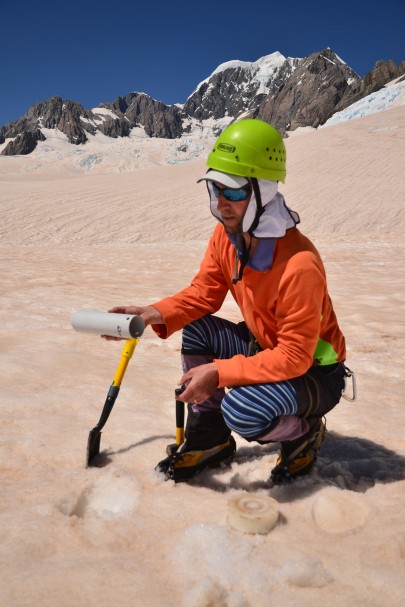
178, 363, 220, 404
102, 305, 164, 340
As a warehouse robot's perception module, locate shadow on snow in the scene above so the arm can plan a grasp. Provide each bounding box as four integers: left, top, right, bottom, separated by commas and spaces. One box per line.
188, 432, 405, 500
89, 431, 405, 501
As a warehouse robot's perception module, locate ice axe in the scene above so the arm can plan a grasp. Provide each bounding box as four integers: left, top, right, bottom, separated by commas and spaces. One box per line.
154, 386, 186, 479
71, 310, 144, 467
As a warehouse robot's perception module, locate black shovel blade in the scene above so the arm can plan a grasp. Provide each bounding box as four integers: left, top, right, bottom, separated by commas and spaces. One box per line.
85, 385, 120, 467
86, 427, 102, 467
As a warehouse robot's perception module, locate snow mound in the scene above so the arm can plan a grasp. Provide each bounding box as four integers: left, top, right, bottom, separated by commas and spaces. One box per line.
311, 487, 370, 534
58, 470, 140, 520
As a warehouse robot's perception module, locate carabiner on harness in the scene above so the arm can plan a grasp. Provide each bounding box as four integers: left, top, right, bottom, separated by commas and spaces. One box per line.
341, 364, 357, 402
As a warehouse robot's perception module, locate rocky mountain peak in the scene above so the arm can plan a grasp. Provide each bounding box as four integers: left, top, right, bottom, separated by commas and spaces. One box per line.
100, 92, 182, 138
182, 51, 299, 121
251, 48, 361, 132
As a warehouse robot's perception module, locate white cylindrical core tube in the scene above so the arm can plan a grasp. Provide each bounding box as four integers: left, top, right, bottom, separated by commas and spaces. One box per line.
71, 310, 144, 339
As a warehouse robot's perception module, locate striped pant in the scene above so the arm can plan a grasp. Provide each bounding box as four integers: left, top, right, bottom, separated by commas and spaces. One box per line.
182, 315, 345, 442
182, 315, 300, 440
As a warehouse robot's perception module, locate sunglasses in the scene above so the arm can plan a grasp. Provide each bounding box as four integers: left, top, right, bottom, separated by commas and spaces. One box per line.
212, 182, 251, 202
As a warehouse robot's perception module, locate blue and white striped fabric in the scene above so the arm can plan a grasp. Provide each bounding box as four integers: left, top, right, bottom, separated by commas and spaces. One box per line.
221, 382, 298, 438
182, 315, 299, 439
182, 314, 250, 358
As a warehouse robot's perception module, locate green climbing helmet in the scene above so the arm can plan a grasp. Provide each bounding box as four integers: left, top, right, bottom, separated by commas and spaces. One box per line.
207, 118, 286, 183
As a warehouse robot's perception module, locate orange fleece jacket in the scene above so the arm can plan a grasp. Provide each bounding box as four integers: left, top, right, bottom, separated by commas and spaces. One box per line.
151, 225, 346, 388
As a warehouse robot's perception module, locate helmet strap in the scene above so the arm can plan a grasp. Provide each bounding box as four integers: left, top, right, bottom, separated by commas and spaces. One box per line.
232, 178, 264, 284
232, 233, 252, 284
247, 178, 265, 236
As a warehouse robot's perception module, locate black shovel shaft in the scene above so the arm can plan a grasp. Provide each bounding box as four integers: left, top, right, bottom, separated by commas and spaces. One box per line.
93, 385, 120, 432
86, 385, 121, 467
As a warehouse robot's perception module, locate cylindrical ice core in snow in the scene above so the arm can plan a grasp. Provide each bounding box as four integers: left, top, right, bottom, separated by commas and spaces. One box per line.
71, 310, 145, 339
227, 494, 279, 534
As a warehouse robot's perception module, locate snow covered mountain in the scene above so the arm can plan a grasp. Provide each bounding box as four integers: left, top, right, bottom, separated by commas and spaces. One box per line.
0, 48, 403, 158
182, 51, 300, 122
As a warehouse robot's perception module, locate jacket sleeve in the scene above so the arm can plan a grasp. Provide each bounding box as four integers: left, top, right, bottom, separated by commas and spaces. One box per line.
215, 253, 325, 385
151, 231, 229, 339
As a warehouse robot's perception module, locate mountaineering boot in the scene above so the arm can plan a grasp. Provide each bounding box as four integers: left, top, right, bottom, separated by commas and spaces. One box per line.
156, 404, 236, 482
270, 418, 326, 484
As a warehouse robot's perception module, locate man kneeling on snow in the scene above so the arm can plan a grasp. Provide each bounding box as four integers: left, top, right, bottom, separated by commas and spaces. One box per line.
106, 118, 349, 484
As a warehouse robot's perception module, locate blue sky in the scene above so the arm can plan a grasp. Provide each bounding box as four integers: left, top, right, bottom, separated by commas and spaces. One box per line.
0, 0, 404, 126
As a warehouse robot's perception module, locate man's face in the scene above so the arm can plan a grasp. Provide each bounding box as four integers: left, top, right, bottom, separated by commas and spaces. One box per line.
213, 182, 252, 234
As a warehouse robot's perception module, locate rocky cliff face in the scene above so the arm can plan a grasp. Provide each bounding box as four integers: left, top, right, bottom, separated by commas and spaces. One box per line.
332, 58, 405, 114
1, 49, 403, 156
253, 48, 361, 132
100, 93, 183, 138
182, 52, 300, 122
3, 97, 93, 146
0, 96, 133, 154
1, 129, 45, 156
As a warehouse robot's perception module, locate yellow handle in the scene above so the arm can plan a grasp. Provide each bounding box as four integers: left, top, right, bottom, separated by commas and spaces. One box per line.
112, 338, 140, 388
176, 427, 185, 446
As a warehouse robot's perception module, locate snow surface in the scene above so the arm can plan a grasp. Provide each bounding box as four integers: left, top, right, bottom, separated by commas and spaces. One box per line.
91, 107, 119, 120
0, 83, 404, 607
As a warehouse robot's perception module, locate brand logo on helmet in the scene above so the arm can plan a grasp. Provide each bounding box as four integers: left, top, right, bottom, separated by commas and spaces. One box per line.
217, 143, 236, 153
